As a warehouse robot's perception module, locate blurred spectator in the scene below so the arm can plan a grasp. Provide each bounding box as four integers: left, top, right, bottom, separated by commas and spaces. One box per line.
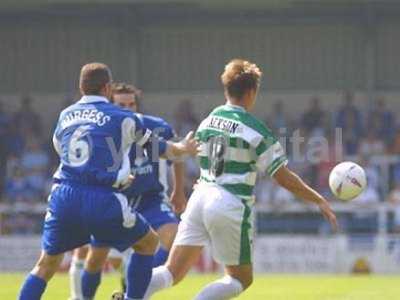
5, 168, 35, 204
316, 131, 338, 198
288, 127, 312, 183
172, 99, 199, 137
336, 91, 362, 130
368, 97, 395, 144
271, 184, 296, 209
388, 182, 400, 232
13, 95, 43, 137
389, 129, 400, 185
269, 100, 289, 132
3, 213, 38, 235
335, 91, 363, 155
348, 186, 380, 233
389, 129, 400, 155
0, 100, 10, 198
359, 131, 385, 157
301, 96, 327, 135
20, 138, 49, 196
358, 156, 380, 193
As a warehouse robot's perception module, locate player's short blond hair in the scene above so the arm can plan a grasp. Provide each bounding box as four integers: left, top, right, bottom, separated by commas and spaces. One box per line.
221, 59, 262, 99
79, 62, 112, 95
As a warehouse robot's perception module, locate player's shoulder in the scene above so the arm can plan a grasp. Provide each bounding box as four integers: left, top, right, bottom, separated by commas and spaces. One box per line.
244, 113, 273, 138
210, 105, 273, 138
139, 114, 175, 139
140, 114, 173, 130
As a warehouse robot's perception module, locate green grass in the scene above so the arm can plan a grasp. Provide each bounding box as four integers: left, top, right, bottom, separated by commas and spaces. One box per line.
2, 273, 399, 300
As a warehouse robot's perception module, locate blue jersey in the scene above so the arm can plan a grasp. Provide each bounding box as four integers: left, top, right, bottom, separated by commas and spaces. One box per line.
52, 95, 166, 189
124, 115, 175, 203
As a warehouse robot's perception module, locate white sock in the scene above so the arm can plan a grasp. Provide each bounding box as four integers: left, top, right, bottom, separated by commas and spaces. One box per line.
143, 265, 173, 299
194, 276, 243, 300
69, 258, 85, 300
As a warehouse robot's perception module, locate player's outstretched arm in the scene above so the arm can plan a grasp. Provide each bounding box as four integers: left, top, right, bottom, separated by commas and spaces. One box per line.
273, 165, 338, 231
164, 131, 200, 159
170, 161, 187, 214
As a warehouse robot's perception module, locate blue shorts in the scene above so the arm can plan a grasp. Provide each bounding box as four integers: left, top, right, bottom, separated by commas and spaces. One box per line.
42, 183, 150, 255
135, 197, 179, 231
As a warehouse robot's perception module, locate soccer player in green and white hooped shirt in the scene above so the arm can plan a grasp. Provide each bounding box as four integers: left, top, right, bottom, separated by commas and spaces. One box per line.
144, 59, 338, 300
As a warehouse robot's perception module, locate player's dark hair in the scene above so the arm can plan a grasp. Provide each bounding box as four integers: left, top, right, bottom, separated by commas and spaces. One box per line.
110, 82, 142, 101
221, 59, 262, 100
79, 62, 112, 95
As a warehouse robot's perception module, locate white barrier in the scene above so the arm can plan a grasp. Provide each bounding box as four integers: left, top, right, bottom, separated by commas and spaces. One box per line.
0, 236, 41, 272
254, 234, 400, 274
2, 234, 400, 273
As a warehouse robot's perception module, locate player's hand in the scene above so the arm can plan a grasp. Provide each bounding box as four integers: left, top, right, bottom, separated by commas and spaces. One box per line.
180, 131, 201, 157
170, 189, 187, 215
317, 198, 338, 232
120, 174, 135, 190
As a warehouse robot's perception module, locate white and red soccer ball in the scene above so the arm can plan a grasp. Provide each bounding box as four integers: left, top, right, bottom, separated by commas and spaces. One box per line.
329, 162, 367, 201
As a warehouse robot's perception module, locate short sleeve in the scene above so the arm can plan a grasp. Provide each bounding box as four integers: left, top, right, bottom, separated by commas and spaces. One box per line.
255, 137, 287, 176
130, 114, 168, 157
158, 122, 175, 141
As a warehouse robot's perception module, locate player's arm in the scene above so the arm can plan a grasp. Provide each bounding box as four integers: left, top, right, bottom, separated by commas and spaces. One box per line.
159, 123, 188, 214
255, 135, 337, 231
273, 165, 338, 231
170, 161, 187, 214
163, 131, 200, 159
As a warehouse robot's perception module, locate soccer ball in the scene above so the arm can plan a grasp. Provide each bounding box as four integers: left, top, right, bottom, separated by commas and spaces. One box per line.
329, 162, 367, 201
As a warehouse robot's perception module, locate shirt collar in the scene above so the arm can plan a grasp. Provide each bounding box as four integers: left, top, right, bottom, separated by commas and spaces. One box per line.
78, 95, 109, 104
225, 103, 246, 112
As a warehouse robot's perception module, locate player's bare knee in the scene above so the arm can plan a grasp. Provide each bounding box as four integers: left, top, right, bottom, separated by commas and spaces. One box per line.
85, 256, 105, 273
74, 246, 89, 260
133, 229, 159, 255
85, 248, 109, 273
157, 224, 178, 250
108, 258, 122, 270
33, 253, 63, 281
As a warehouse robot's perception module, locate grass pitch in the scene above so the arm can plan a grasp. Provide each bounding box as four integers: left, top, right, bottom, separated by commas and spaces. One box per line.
2, 273, 399, 300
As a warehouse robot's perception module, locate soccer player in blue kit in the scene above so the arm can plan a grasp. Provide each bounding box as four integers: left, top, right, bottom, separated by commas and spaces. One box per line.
18, 63, 198, 300
69, 82, 187, 299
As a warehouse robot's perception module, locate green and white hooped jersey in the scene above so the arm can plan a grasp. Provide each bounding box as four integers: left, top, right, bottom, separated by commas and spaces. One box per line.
196, 104, 287, 203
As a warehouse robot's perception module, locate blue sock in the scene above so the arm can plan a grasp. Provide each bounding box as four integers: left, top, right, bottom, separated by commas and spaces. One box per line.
81, 270, 101, 299
19, 273, 47, 300
153, 247, 169, 267
126, 253, 154, 299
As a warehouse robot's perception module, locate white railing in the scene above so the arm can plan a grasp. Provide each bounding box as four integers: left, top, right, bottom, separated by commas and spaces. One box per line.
256, 202, 397, 235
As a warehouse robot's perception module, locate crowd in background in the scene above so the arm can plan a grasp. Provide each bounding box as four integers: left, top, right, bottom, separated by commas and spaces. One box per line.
1, 91, 400, 234
257, 92, 400, 207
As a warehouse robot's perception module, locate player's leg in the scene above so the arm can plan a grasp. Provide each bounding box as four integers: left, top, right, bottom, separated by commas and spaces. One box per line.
154, 222, 178, 266
144, 188, 208, 299
193, 265, 252, 300
193, 185, 253, 300
19, 184, 91, 300
89, 192, 158, 300
121, 226, 158, 299
143, 245, 203, 299
19, 251, 64, 300
69, 246, 89, 300
107, 249, 126, 293
140, 201, 179, 267
108, 249, 123, 270
80, 246, 110, 299
110, 228, 159, 300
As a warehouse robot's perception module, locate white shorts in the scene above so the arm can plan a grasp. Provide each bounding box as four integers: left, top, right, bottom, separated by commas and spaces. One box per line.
173, 183, 253, 266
